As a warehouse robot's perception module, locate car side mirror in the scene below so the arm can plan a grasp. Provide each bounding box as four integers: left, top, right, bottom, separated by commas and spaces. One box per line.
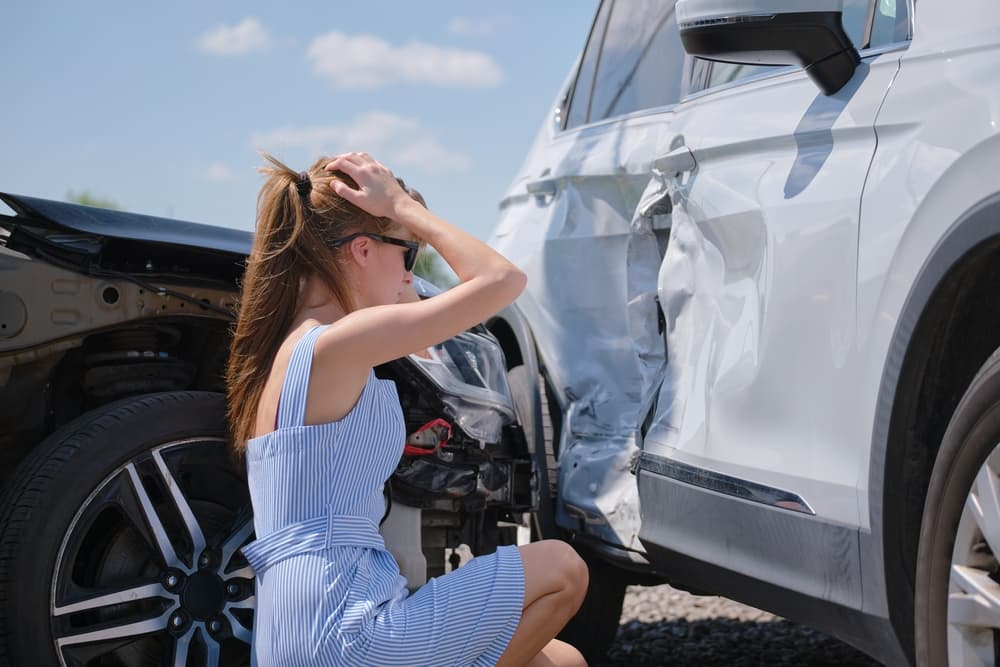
676, 1, 860, 95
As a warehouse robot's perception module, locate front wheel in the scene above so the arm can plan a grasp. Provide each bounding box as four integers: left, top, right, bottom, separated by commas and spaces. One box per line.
0, 392, 254, 666
916, 350, 1000, 666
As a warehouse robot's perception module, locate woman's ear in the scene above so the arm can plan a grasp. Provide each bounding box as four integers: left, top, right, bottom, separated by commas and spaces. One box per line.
348, 235, 373, 268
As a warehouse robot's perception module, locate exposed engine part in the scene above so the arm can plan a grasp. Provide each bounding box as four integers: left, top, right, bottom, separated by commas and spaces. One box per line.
385, 357, 533, 515
393, 457, 493, 504
403, 418, 452, 456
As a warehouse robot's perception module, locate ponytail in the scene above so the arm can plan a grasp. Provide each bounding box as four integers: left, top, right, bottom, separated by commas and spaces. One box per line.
226, 153, 393, 452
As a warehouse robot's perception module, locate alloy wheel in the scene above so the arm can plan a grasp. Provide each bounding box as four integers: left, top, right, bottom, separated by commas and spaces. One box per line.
50, 437, 254, 667
948, 443, 1000, 666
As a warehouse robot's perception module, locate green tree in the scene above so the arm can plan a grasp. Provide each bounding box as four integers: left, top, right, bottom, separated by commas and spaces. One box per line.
66, 190, 119, 210
413, 248, 456, 288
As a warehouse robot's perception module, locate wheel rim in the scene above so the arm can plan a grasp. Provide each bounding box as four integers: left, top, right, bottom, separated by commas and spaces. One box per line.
50, 437, 255, 666
948, 443, 1000, 666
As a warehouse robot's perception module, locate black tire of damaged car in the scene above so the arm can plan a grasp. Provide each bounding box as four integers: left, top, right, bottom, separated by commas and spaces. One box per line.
0, 391, 255, 665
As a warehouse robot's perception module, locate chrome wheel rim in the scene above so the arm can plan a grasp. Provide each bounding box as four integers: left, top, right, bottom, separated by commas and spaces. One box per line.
51, 437, 255, 666
948, 444, 1000, 666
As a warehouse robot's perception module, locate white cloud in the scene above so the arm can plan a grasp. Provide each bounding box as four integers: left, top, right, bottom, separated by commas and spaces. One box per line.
448, 17, 503, 37
251, 112, 470, 173
391, 140, 470, 172
197, 18, 270, 56
306, 31, 503, 88
205, 162, 233, 182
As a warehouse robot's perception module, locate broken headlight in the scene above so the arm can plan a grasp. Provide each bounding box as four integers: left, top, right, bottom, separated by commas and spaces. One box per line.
408, 331, 515, 443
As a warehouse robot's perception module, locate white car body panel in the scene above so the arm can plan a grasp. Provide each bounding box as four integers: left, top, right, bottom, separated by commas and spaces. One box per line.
644, 53, 901, 530
854, 0, 1000, 525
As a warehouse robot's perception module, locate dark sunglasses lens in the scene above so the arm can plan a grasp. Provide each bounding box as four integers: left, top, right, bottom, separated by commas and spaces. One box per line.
405, 248, 416, 272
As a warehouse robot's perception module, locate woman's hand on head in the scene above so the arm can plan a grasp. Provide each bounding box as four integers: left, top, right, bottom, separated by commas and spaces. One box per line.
325, 153, 412, 220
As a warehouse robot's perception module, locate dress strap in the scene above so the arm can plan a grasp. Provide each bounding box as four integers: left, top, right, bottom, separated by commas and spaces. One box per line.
276, 324, 328, 429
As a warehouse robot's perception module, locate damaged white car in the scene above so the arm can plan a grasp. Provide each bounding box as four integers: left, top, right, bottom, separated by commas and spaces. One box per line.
492, 0, 1000, 665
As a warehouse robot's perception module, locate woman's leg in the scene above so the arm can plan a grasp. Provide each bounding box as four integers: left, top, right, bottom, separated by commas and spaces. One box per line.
495, 540, 590, 667
525, 639, 588, 667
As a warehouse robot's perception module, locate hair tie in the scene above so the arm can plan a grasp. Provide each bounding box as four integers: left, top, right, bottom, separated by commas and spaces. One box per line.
296, 171, 312, 197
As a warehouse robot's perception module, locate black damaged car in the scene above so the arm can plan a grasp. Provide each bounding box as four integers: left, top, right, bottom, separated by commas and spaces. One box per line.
0, 194, 545, 666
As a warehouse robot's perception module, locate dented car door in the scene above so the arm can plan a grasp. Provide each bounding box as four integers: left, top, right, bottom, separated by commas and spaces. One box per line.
637, 21, 902, 599
491, 0, 688, 563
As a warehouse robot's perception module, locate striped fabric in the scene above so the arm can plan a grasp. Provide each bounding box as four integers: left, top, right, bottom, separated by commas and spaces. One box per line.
242, 325, 525, 666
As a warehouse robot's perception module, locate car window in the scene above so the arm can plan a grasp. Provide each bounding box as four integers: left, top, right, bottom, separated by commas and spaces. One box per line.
869, 0, 910, 47
564, 0, 613, 130
705, 62, 775, 89
587, 0, 686, 123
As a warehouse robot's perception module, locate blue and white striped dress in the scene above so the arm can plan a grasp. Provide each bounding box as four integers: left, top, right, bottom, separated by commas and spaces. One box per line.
242, 325, 525, 666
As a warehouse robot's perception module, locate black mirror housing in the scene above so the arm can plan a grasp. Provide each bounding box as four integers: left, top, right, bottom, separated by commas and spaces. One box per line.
679, 11, 860, 95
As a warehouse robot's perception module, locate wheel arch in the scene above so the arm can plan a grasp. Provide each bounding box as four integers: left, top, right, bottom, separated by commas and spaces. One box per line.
485, 303, 536, 375
485, 302, 550, 452
871, 192, 1000, 661
0, 316, 233, 490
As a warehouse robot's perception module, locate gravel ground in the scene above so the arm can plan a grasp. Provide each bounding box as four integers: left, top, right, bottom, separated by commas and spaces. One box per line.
595, 584, 884, 666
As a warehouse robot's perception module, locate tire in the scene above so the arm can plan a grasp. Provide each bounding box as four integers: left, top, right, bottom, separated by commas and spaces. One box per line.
506, 365, 557, 539
0, 392, 255, 667
557, 546, 628, 664
916, 349, 1000, 666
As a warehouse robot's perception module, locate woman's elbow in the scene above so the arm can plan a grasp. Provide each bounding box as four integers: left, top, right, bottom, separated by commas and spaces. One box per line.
502, 265, 527, 299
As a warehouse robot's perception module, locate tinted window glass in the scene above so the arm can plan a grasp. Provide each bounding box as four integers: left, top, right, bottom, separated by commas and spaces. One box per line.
565, 0, 613, 130
706, 63, 774, 88
687, 57, 712, 95
588, 0, 686, 122
870, 0, 910, 47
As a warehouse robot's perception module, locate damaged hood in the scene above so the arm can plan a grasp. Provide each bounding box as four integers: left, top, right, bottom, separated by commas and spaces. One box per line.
1, 193, 252, 259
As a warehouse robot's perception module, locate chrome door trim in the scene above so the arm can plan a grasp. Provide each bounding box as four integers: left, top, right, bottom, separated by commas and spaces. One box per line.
638, 452, 816, 515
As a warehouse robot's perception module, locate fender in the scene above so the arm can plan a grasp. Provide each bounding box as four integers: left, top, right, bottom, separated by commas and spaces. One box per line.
489, 301, 541, 385
866, 191, 1000, 646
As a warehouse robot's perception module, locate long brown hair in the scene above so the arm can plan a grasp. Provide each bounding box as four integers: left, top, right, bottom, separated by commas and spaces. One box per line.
226, 153, 396, 453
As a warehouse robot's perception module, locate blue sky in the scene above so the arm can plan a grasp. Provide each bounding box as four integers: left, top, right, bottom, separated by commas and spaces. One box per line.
1, 2, 598, 240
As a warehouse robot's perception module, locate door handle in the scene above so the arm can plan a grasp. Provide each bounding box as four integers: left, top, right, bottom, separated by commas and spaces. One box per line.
525, 179, 557, 197
653, 146, 696, 174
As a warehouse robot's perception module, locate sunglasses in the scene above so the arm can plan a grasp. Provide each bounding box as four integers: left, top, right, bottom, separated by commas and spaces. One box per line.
331, 232, 419, 272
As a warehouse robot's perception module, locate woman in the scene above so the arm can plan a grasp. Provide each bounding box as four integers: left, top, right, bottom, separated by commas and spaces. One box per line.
227, 152, 589, 666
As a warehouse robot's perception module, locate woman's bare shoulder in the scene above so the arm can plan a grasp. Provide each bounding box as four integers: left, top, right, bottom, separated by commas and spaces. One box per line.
306, 320, 375, 423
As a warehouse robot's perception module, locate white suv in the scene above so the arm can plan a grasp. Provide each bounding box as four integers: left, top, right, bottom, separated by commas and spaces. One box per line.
487, 0, 1000, 664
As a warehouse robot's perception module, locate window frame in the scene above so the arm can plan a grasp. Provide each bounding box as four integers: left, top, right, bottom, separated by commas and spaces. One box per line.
560, 0, 614, 132
558, 0, 692, 134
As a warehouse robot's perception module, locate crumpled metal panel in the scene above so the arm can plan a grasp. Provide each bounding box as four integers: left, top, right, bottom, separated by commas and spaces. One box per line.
554, 173, 671, 555
499, 171, 670, 554
491, 109, 675, 552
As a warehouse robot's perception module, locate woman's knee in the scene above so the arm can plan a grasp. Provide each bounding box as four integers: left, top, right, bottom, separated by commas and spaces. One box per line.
560, 544, 588, 608
519, 540, 589, 603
